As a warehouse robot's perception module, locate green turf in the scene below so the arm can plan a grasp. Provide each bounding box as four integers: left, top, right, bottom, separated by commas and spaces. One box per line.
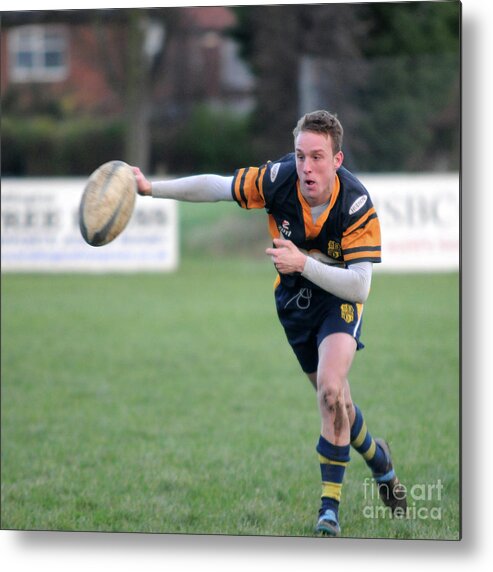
1, 260, 460, 539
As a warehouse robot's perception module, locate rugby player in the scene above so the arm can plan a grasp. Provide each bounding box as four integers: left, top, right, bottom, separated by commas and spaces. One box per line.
133, 110, 407, 536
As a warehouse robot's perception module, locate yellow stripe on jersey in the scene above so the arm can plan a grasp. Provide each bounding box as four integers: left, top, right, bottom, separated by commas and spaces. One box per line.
342, 208, 381, 263
343, 207, 377, 237
344, 251, 382, 264
268, 213, 280, 240
233, 166, 267, 209
296, 175, 341, 240
268, 214, 282, 290
232, 168, 246, 208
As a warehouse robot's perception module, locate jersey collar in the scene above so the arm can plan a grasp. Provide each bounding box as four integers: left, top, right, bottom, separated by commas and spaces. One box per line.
297, 174, 341, 240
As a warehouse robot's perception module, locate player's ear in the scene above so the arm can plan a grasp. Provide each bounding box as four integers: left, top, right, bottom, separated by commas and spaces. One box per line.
334, 151, 344, 168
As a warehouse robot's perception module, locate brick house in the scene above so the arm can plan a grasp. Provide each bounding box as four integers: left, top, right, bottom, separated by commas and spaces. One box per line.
1, 7, 254, 117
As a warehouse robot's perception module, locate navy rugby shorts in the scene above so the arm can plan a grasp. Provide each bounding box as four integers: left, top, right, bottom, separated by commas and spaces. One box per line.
274, 283, 364, 374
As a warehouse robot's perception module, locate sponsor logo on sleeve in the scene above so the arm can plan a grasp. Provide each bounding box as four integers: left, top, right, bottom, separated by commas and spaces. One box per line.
270, 162, 281, 183
349, 195, 368, 215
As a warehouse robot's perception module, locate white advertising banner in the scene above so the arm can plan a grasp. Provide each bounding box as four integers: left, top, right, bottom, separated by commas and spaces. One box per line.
1, 174, 459, 273
361, 173, 459, 272
1, 178, 178, 272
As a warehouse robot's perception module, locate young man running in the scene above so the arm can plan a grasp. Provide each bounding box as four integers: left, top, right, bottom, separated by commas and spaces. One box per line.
133, 110, 407, 536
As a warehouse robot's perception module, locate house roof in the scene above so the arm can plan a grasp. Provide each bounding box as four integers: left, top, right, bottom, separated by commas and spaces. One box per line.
2, 6, 237, 30
183, 6, 236, 31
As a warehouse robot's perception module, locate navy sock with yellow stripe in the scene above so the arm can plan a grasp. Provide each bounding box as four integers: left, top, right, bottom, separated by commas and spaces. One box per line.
316, 435, 350, 518
350, 404, 387, 475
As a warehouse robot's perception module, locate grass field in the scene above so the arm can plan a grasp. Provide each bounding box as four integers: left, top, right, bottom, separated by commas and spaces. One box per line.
1, 258, 460, 540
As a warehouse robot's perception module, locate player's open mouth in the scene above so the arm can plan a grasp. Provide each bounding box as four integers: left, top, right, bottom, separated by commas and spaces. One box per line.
305, 179, 316, 189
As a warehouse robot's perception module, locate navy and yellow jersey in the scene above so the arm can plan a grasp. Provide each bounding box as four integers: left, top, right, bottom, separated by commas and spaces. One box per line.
232, 153, 381, 288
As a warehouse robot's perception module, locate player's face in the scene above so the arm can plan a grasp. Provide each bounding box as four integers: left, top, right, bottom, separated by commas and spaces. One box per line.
295, 131, 344, 206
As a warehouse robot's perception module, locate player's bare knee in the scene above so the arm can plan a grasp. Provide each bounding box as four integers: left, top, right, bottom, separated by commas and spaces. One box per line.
345, 400, 354, 416
318, 383, 345, 414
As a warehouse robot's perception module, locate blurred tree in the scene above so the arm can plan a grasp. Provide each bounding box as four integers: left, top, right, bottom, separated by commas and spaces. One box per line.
355, 1, 460, 171
362, 1, 460, 57
92, 8, 178, 171
231, 4, 365, 161
231, 1, 460, 171
2, 8, 177, 172
230, 5, 300, 161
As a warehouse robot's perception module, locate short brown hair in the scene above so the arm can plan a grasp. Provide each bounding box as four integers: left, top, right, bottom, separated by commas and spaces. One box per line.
293, 110, 343, 154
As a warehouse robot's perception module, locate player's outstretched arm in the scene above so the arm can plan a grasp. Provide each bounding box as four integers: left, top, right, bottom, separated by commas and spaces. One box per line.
132, 167, 233, 203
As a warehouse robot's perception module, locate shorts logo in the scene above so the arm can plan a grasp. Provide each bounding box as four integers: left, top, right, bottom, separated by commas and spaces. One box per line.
284, 288, 312, 310
341, 304, 354, 323
270, 163, 281, 183
349, 195, 368, 215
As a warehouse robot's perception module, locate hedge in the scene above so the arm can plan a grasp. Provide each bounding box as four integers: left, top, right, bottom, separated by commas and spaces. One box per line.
2, 116, 126, 176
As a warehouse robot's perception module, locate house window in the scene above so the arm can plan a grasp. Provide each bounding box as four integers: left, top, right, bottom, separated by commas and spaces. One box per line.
8, 25, 68, 82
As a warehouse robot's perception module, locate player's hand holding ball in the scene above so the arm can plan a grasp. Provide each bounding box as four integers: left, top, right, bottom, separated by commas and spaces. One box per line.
132, 166, 152, 196
266, 238, 307, 274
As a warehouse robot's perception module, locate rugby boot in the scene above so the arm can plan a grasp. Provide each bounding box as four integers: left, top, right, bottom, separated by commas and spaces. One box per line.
315, 508, 341, 536
373, 438, 407, 516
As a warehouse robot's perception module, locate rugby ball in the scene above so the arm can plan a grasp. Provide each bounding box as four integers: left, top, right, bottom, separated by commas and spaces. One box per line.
79, 160, 137, 246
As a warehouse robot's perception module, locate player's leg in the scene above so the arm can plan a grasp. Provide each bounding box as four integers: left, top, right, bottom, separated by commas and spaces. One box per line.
306, 371, 317, 390
317, 333, 355, 443
350, 404, 391, 476
351, 405, 408, 514
314, 332, 355, 535
307, 370, 356, 426
308, 361, 407, 516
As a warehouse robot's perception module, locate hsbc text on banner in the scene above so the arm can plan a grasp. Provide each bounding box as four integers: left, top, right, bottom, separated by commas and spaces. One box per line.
360, 173, 459, 272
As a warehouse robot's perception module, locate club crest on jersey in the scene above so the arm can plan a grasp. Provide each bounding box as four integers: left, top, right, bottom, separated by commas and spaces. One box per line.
278, 219, 292, 238
327, 240, 342, 259
349, 195, 368, 215
341, 304, 354, 324
270, 162, 281, 183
